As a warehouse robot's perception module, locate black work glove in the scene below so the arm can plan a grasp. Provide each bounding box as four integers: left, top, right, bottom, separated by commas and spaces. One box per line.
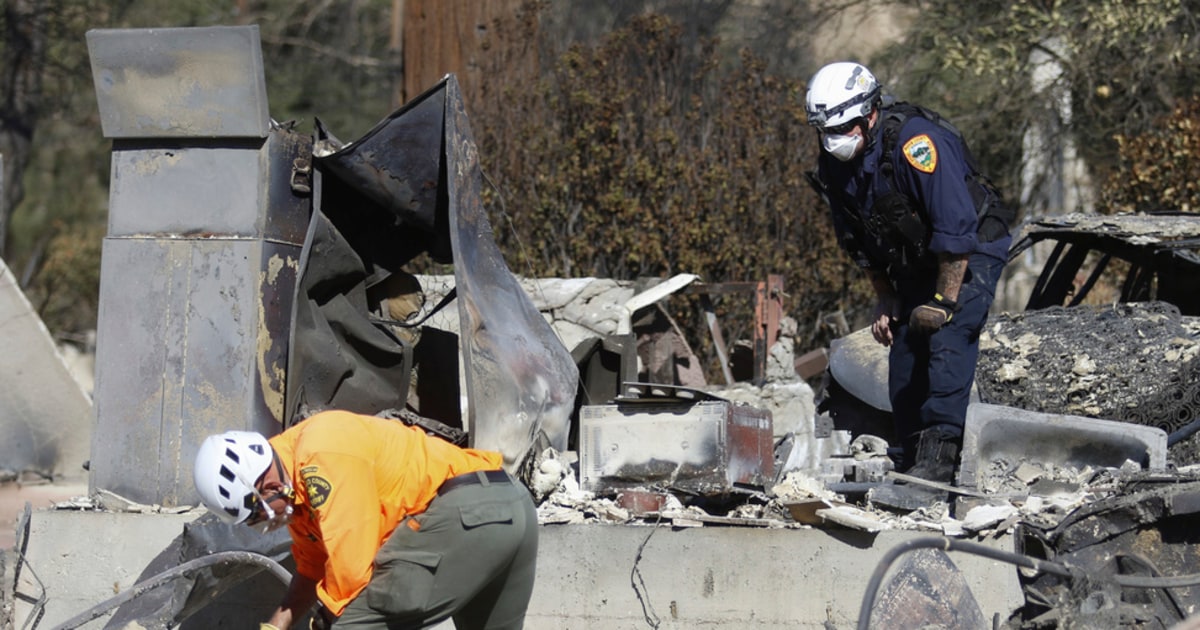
909, 293, 959, 334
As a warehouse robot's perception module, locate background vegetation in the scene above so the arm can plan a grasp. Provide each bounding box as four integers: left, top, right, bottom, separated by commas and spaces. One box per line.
2, 0, 1199, 374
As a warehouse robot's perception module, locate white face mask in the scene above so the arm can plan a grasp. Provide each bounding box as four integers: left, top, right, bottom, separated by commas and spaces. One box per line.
822, 132, 862, 162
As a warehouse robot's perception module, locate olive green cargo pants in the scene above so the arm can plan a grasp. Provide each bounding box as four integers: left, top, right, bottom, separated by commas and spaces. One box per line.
332, 472, 538, 630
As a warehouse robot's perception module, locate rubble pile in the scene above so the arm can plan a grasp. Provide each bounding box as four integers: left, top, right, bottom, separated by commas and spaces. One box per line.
976, 302, 1200, 463
529, 444, 1175, 543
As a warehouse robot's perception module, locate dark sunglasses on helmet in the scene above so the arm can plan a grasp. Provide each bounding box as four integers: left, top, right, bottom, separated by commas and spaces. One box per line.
820, 118, 864, 136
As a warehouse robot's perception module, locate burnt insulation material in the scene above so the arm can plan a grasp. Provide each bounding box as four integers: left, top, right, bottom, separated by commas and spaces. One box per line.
976, 302, 1200, 464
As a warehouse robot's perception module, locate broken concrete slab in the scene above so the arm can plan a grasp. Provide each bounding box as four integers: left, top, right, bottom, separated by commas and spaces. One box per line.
958, 403, 1168, 489
0, 258, 92, 483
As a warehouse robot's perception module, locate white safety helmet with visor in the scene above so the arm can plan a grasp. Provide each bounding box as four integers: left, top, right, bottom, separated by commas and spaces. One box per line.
193, 431, 294, 533
805, 62, 881, 161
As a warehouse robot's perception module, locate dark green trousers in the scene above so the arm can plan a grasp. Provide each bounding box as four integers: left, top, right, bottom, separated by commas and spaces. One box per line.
333, 473, 538, 630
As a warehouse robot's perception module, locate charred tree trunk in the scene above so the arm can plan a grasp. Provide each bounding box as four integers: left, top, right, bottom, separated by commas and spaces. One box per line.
0, 0, 48, 259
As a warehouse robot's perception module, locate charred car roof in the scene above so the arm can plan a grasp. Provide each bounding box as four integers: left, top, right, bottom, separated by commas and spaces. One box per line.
1010, 212, 1200, 315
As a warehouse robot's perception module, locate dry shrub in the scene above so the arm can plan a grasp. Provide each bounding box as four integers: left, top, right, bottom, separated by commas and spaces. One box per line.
1103, 97, 1200, 215
470, 10, 870, 369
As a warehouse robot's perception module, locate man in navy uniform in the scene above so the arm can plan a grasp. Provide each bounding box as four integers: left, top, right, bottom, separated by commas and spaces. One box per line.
805, 61, 1013, 508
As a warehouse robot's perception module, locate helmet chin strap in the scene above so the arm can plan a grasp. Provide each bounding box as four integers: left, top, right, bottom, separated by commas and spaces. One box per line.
862, 110, 882, 152
251, 452, 296, 533
272, 452, 295, 500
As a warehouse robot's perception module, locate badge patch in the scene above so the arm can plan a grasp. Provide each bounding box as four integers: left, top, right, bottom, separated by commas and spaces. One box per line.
903, 134, 938, 173
304, 475, 332, 508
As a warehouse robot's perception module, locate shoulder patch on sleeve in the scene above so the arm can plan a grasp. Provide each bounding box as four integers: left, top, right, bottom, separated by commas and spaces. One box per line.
303, 473, 332, 509
902, 134, 938, 173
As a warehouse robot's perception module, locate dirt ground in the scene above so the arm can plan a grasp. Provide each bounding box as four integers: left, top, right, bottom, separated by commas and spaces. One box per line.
0, 479, 88, 550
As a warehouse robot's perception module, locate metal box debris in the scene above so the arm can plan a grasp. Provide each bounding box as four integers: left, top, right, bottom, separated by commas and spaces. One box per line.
579, 396, 774, 494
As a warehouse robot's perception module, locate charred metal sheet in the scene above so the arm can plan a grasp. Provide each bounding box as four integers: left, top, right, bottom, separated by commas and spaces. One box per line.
442, 77, 579, 464
313, 81, 451, 261
1015, 212, 1200, 249
99, 514, 292, 628
91, 125, 309, 506
578, 397, 774, 495
106, 131, 310, 242
827, 327, 891, 412
91, 237, 301, 505
87, 26, 269, 139
282, 206, 414, 424
305, 76, 578, 468
1012, 212, 1200, 314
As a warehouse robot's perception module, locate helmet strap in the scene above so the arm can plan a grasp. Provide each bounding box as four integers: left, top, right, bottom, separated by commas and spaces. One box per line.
270, 452, 295, 500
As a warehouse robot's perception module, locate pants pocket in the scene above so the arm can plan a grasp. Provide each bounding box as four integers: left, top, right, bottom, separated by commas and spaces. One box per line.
366, 550, 442, 617
459, 500, 514, 529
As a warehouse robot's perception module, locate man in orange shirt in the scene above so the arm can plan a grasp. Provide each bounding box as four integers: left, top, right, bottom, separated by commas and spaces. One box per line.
193, 410, 538, 629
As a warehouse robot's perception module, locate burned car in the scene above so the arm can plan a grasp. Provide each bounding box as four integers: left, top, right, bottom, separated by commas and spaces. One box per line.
1014, 212, 1200, 315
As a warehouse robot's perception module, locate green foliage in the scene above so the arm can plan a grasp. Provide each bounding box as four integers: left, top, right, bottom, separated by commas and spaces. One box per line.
1102, 96, 1200, 214
875, 0, 1200, 211
473, 12, 870, 356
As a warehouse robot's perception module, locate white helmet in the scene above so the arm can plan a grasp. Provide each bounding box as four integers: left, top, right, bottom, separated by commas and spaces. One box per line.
805, 62, 881, 130
193, 431, 273, 524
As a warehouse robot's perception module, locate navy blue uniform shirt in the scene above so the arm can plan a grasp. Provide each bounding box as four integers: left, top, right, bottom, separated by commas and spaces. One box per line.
819, 110, 1011, 277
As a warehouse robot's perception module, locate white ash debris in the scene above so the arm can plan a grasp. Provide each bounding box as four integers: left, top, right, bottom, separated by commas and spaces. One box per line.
766, 316, 800, 383
536, 487, 630, 525
817, 505, 891, 533
960, 503, 1019, 534
529, 448, 573, 502
51, 489, 201, 515
849, 434, 890, 460
730, 503, 766, 520
770, 470, 841, 503
533, 450, 663, 525
530, 453, 1163, 537
979, 458, 1103, 498
894, 503, 951, 532
709, 378, 817, 440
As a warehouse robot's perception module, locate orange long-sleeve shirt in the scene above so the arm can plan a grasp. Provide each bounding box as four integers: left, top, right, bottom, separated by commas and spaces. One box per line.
268, 410, 503, 615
